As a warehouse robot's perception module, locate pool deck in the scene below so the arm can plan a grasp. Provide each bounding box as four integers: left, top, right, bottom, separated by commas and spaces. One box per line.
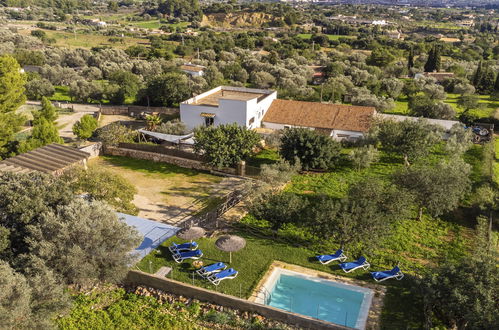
249, 261, 386, 330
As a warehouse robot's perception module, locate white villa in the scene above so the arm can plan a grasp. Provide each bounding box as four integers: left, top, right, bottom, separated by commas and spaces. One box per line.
179, 86, 460, 141
180, 86, 277, 130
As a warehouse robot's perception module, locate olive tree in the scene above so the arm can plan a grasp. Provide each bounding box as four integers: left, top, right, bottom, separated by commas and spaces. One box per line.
194, 123, 261, 168
375, 119, 442, 165
280, 128, 341, 170
394, 158, 471, 220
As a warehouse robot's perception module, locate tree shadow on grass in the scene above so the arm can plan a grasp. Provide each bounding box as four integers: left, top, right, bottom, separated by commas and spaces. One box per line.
379, 276, 424, 329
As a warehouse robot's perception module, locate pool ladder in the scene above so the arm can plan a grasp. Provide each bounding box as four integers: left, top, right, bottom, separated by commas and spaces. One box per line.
257, 286, 272, 304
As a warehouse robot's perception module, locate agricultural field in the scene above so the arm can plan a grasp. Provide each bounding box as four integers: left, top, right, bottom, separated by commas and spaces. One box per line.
390, 94, 499, 119
18, 29, 149, 49
297, 33, 356, 41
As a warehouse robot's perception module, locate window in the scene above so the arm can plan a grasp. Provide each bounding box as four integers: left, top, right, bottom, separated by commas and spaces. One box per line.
205, 117, 214, 127
249, 117, 255, 125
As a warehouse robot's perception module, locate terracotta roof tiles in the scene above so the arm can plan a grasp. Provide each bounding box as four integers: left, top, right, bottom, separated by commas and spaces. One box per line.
263, 99, 376, 133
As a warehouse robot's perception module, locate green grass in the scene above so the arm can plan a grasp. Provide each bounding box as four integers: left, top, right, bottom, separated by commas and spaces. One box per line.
387, 93, 499, 119
100, 155, 214, 179
131, 20, 162, 29
130, 20, 190, 30
133, 144, 480, 328
50, 85, 71, 102
286, 149, 403, 198
246, 148, 279, 168
57, 288, 195, 329
136, 224, 454, 328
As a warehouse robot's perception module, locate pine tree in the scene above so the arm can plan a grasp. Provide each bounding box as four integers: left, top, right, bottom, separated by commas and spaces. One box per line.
0, 55, 26, 158
35, 97, 58, 123
0, 55, 26, 113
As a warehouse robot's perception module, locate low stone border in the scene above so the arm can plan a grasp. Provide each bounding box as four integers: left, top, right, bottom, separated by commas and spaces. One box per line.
125, 270, 350, 330
249, 261, 385, 329
132, 285, 298, 329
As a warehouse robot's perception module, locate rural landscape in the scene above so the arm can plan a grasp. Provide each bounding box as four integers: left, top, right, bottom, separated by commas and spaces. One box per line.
0, 0, 498, 329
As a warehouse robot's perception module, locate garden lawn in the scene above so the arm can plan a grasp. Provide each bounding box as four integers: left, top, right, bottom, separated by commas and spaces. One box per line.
91, 156, 224, 221
246, 148, 279, 167
136, 230, 431, 328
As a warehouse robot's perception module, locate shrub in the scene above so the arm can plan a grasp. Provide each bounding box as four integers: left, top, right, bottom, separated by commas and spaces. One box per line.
349, 145, 380, 170
259, 159, 300, 187
73, 114, 98, 141
249, 192, 309, 232
96, 122, 137, 146
279, 128, 341, 170
155, 119, 187, 135
194, 123, 260, 168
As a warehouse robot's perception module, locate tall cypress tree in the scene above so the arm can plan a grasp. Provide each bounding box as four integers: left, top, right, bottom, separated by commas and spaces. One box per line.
477, 66, 496, 94
493, 73, 499, 94
472, 61, 483, 88
408, 47, 414, 71
433, 45, 441, 72
424, 46, 435, 72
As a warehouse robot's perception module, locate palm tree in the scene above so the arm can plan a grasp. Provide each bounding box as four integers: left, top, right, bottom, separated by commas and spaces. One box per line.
146, 114, 162, 131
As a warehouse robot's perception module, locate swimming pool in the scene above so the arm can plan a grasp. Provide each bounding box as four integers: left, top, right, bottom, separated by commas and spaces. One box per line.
256, 268, 373, 329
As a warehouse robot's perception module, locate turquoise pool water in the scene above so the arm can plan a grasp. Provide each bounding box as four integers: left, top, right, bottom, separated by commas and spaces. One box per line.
266, 273, 372, 329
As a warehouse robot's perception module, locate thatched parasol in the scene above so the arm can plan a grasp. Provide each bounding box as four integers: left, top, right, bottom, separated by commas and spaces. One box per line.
176, 226, 206, 242
215, 235, 246, 263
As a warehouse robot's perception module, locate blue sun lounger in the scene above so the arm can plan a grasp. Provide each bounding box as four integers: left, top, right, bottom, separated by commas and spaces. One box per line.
196, 262, 227, 278
371, 266, 404, 282
172, 249, 203, 263
339, 256, 370, 273
316, 249, 347, 264
207, 268, 238, 285
168, 241, 198, 253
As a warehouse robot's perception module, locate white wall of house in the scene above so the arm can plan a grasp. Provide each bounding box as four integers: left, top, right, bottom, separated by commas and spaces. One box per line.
180, 88, 277, 130
183, 70, 204, 77
262, 121, 364, 141
331, 129, 364, 140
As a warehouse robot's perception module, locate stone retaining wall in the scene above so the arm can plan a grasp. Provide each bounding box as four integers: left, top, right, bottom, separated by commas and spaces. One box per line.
79, 142, 102, 159
104, 146, 215, 172
125, 270, 350, 330
104, 146, 238, 176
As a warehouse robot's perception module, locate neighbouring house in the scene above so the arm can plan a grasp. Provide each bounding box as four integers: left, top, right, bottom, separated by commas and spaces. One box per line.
181, 63, 206, 77
180, 86, 277, 130
21, 65, 42, 74
457, 20, 474, 27
88, 19, 107, 27
386, 30, 401, 39
414, 72, 455, 83
262, 100, 376, 141
308, 66, 326, 85
377, 113, 460, 136
0, 144, 90, 176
